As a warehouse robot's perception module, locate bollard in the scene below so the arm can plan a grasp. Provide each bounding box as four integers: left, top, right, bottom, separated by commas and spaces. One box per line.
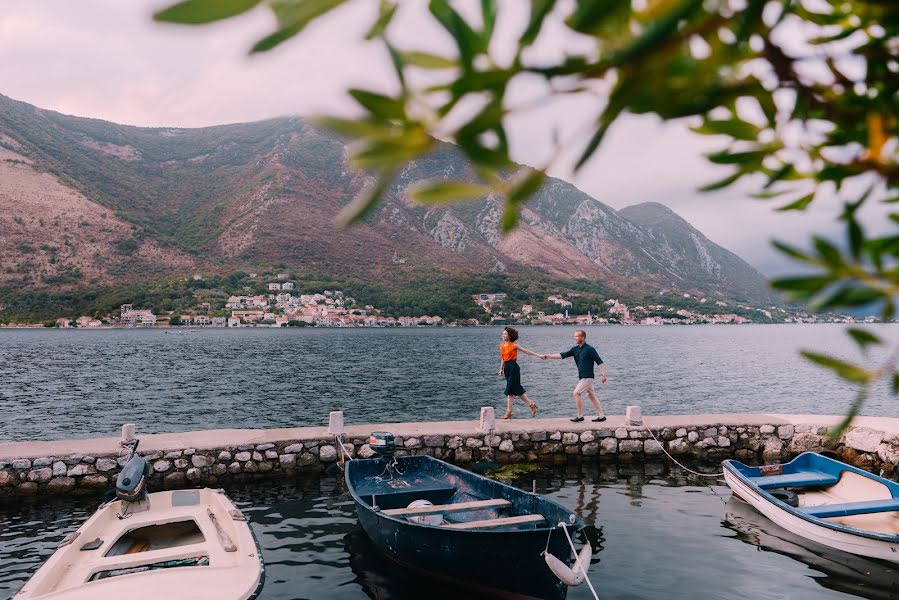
328, 410, 345, 435
626, 405, 642, 426
479, 407, 496, 432
121, 423, 136, 443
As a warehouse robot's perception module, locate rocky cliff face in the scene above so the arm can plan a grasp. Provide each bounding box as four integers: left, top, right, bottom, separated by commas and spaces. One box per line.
0, 94, 773, 302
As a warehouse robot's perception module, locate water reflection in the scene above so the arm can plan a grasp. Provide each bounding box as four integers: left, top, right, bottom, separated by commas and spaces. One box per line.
723, 496, 899, 600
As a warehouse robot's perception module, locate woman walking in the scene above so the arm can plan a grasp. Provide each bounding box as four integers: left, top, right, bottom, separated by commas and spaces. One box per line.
497, 326, 540, 419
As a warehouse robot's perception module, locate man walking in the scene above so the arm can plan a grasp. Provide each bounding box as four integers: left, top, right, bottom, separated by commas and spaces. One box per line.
542, 330, 607, 422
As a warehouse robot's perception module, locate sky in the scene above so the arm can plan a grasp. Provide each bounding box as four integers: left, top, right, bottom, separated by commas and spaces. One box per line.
0, 0, 887, 276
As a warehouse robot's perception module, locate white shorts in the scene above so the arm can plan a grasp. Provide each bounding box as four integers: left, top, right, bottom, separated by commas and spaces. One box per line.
574, 378, 595, 394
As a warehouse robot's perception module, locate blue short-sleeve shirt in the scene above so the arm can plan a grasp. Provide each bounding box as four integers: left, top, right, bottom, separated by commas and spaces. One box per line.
560, 343, 603, 379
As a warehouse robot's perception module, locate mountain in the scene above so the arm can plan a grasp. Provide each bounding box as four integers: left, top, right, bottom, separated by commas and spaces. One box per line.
0, 94, 775, 314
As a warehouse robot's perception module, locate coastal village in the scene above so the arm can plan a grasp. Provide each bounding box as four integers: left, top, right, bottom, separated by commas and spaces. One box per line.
42, 276, 872, 329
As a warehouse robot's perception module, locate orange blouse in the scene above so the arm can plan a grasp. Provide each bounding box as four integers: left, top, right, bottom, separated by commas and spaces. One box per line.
500, 341, 518, 361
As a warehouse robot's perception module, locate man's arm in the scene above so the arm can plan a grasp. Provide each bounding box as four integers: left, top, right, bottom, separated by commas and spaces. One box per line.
543, 349, 571, 360
594, 349, 607, 383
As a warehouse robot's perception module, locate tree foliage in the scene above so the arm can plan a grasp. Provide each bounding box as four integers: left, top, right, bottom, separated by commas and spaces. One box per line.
155, 0, 898, 429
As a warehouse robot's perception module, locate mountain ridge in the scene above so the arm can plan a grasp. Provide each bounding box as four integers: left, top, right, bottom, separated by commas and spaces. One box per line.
0, 93, 776, 314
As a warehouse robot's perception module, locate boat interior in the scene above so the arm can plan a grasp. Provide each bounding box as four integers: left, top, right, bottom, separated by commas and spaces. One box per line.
348, 456, 571, 531
729, 452, 899, 536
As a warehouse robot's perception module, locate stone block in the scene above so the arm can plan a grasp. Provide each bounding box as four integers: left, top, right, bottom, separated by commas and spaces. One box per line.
564, 445, 580, 455
595, 429, 614, 438
644, 440, 664, 455
582, 443, 599, 456
660, 428, 676, 441
703, 428, 717, 439
163, 472, 186, 489
687, 431, 699, 443
760, 425, 775, 434
283, 444, 303, 454
68, 464, 93, 477
252, 452, 263, 462
81, 475, 109, 489
562, 432, 579, 445
12, 459, 31, 470
243, 461, 258, 473
717, 436, 731, 448
47, 477, 76, 494
96, 458, 117, 472
165, 451, 182, 459
580, 431, 595, 443
479, 406, 496, 432
499, 440, 514, 452
81, 456, 96, 464
358, 444, 376, 459
530, 432, 547, 442
256, 443, 275, 451
235, 452, 252, 462
174, 459, 189, 469
319, 445, 337, 462
258, 461, 274, 473
667, 439, 690, 455
192, 455, 212, 468
297, 453, 317, 467
213, 464, 228, 476
549, 431, 562, 441
27, 468, 53, 483
626, 405, 642, 425
32, 457, 53, 467
629, 431, 650, 439
446, 436, 463, 449
218, 451, 232, 461
777, 425, 794, 440
455, 449, 473, 462
762, 437, 783, 461
539, 443, 563, 455
675, 428, 687, 438
186, 468, 203, 482
788, 433, 824, 454
843, 427, 884, 453
424, 435, 445, 448
615, 428, 628, 439
17, 482, 38, 496
619, 440, 642, 453
465, 437, 483, 448
279, 454, 297, 468
63, 455, 82, 466
600, 438, 617, 455
265, 450, 278, 460
227, 462, 242, 474
153, 460, 172, 474
52, 461, 67, 477
404, 437, 422, 449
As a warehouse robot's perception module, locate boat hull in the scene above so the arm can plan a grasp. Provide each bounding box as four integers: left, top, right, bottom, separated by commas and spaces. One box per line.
346, 456, 584, 600
723, 467, 899, 562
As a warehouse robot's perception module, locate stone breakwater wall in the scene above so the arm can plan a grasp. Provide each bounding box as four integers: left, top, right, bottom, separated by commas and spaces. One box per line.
1, 414, 897, 502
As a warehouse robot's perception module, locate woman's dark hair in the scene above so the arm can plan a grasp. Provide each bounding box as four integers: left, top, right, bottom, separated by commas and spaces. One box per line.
503, 326, 519, 342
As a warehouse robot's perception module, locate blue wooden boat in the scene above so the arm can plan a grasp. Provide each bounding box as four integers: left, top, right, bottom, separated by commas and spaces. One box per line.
344, 452, 587, 599
723, 452, 899, 562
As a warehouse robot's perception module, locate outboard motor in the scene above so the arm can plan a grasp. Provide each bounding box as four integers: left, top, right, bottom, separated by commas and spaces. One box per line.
115, 439, 149, 503
367, 432, 396, 457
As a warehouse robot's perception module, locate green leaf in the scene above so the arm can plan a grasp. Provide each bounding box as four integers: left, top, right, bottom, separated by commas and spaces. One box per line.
429, 0, 484, 69
772, 240, 818, 264
770, 276, 832, 294
692, 119, 759, 141
348, 89, 405, 120
507, 168, 546, 205
480, 0, 497, 44
812, 237, 845, 268
801, 351, 873, 384
519, 0, 556, 46
501, 201, 521, 233
846, 328, 881, 351
827, 387, 867, 440
698, 170, 743, 192
776, 192, 815, 212
400, 51, 458, 70
707, 149, 768, 166
336, 173, 394, 227
892, 373, 899, 395
154, 0, 261, 24
312, 116, 398, 138
816, 285, 883, 310
252, 0, 347, 53
365, 0, 398, 40
408, 181, 492, 204
601, 0, 703, 68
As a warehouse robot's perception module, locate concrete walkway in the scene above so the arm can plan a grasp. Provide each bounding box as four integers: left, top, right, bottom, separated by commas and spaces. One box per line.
2, 414, 896, 460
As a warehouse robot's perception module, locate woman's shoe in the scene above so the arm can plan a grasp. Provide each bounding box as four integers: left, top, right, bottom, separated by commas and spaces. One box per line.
501, 411, 513, 420
529, 403, 538, 417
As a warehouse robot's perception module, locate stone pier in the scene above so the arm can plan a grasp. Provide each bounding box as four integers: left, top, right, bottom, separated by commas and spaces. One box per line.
1, 413, 897, 502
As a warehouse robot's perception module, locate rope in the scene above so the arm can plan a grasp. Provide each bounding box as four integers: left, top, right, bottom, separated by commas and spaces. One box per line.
336, 434, 354, 469
559, 523, 599, 600
641, 419, 725, 478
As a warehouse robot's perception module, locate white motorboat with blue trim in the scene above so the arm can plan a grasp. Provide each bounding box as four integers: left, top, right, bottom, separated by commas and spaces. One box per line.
723, 452, 899, 562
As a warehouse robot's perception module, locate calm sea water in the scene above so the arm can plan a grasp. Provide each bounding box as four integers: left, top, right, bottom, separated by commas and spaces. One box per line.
0, 324, 895, 442
2, 465, 898, 600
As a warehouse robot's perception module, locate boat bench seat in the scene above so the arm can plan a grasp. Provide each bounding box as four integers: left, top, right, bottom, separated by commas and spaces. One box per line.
383, 499, 511, 517
442, 514, 545, 530
750, 471, 839, 490
798, 498, 899, 519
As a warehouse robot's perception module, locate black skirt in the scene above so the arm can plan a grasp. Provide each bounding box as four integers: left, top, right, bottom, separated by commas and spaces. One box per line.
503, 360, 526, 396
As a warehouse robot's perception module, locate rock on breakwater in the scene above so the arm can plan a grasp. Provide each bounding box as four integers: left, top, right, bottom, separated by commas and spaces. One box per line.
1, 414, 897, 501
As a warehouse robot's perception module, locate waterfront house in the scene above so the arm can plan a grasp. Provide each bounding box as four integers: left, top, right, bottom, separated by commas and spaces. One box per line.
179, 315, 193, 326
193, 315, 211, 326
55, 317, 71, 328
120, 304, 156, 327
281, 282, 294, 290
227, 316, 241, 327
231, 310, 265, 323
268, 283, 281, 291
212, 317, 227, 327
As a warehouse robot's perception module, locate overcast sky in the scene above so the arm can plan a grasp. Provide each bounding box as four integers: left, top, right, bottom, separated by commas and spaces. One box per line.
0, 0, 885, 276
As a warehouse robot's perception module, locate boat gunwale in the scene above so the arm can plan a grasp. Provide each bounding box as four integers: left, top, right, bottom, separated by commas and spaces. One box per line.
344, 455, 584, 534
722, 452, 899, 544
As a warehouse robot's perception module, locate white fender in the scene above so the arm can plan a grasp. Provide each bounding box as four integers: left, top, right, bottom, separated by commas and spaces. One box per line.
544, 551, 584, 586
545, 541, 591, 587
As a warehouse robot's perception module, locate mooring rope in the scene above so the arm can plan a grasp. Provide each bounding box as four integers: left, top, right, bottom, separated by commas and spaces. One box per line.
641, 419, 725, 478
559, 523, 599, 600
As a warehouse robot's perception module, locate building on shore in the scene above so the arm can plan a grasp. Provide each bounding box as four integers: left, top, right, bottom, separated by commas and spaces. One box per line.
120, 304, 156, 327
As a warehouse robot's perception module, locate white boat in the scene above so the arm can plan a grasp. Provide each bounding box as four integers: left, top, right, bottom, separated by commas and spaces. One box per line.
723, 451, 899, 562
15, 441, 264, 599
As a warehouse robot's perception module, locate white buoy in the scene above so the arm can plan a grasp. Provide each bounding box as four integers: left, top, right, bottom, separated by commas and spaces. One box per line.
544, 541, 591, 587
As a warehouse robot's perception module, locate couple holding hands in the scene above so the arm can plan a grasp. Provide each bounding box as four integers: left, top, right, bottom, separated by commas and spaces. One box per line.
498, 327, 607, 423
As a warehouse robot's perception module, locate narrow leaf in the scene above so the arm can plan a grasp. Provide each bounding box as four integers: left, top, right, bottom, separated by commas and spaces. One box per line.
698, 170, 743, 192
336, 173, 394, 227
846, 328, 881, 351
801, 351, 873, 384
772, 240, 817, 264
365, 0, 398, 40
519, 0, 556, 46
349, 89, 406, 120
691, 119, 759, 141
252, 0, 347, 53
408, 181, 492, 204
770, 276, 832, 293
400, 51, 457, 69
892, 373, 899, 395
154, 0, 261, 24
507, 168, 546, 205
776, 192, 815, 212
